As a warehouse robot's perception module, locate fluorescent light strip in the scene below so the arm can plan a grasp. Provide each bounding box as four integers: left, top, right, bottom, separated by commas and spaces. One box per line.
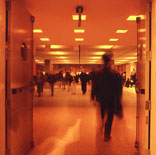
50, 45, 65, 49
94, 45, 113, 49
94, 52, 106, 55
109, 38, 119, 41
75, 38, 84, 41
33, 29, 43, 33
74, 29, 85, 33
72, 15, 86, 20
40, 38, 50, 41
127, 15, 145, 21
116, 30, 128, 33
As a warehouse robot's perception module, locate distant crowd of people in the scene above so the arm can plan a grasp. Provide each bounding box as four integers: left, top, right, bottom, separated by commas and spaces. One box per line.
32, 69, 97, 97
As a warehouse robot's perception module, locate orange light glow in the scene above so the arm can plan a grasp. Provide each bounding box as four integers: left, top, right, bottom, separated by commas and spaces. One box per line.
50, 45, 65, 49
94, 45, 113, 49
90, 57, 101, 59
94, 52, 106, 55
72, 15, 86, 20
57, 56, 68, 59
75, 38, 84, 41
48, 51, 67, 55
127, 15, 145, 21
74, 29, 85, 33
33, 29, 43, 33
40, 38, 50, 41
109, 38, 119, 41
116, 30, 128, 33
37, 45, 46, 48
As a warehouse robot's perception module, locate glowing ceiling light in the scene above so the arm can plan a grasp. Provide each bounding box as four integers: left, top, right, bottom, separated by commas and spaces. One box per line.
75, 38, 84, 41
59, 60, 70, 62
72, 15, 86, 20
50, 45, 65, 49
90, 57, 101, 59
95, 45, 113, 49
139, 29, 146, 32
124, 57, 137, 60
127, 15, 145, 21
40, 38, 50, 41
109, 38, 119, 41
74, 29, 85, 33
33, 29, 43, 33
37, 45, 46, 48
49, 51, 67, 55
57, 56, 68, 59
116, 30, 128, 33
89, 60, 98, 62
94, 52, 106, 55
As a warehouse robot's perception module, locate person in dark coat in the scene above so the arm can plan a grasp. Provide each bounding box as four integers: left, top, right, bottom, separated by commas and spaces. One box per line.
80, 70, 89, 94
91, 54, 121, 141
47, 73, 56, 96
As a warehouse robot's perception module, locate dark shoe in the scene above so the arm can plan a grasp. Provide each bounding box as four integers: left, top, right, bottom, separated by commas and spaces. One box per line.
104, 135, 111, 142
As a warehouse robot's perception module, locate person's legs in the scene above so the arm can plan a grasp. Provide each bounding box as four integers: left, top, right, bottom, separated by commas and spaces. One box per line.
104, 106, 114, 141
50, 83, 54, 96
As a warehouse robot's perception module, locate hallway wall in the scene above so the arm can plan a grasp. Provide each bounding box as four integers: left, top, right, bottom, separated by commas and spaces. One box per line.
151, 0, 156, 154
0, 0, 6, 154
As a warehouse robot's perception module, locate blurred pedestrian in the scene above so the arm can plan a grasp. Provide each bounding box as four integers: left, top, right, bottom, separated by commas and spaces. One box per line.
80, 70, 89, 94
91, 54, 122, 141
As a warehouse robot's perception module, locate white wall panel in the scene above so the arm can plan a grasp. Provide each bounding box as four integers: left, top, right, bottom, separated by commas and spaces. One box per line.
0, 0, 6, 155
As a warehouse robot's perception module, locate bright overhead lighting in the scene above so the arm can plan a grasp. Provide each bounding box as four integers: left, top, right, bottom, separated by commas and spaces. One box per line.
49, 51, 67, 55
127, 15, 145, 21
109, 38, 119, 41
89, 60, 98, 62
50, 45, 65, 49
116, 30, 128, 33
74, 29, 85, 33
33, 29, 43, 33
75, 38, 84, 41
59, 60, 70, 62
90, 57, 101, 59
88, 62, 97, 64
124, 57, 137, 60
72, 15, 86, 20
94, 45, 113, 49
57, 56, 68, 59
37, 45, 46, 48
35, 60, 44, 64
40, 38, 50, 41
139, 29, 146, 32
94, 52, 106, 55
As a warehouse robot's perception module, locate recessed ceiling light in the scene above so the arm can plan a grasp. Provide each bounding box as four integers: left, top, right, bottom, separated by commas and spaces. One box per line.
59, 60, 70, 62
40, 38, 50, 41
94, 52, 106, 55
48, 51, 67, 55
75, 38, 84, 41
127, 15, 145, 21
57, 56, 68, 59
90, 57, 101, 59
89, 60, 98, 62
33, 29, 43, 33
116, 30, 128, 33
50, 45, 65, 49
74, 29, 85, 33
94, 45, 113, 49
72, 15, 86, 20
109, 38, 119, 41
37, 45, 46, 48
139, 29, 146, 32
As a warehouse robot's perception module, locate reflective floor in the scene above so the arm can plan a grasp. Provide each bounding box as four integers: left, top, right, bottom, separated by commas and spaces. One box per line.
28, 84, 138, 155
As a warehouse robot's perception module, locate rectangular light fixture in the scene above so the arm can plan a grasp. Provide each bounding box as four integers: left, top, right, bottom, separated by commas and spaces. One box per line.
109, 38, 119, 41
95, 45, 113, 49
75, 38, 84, 41
89, 60, 98, 62
127, 15, 145, 21
90, 57, 101, 59
57, 56, 68, 59
94, 52, 106, 55
116, 30, 128, 33
37, 45, 46, 48
40, 38, 50, 41
33, 29, 43, 33
139, 29, 146, 32
49, 51, 67, 55
50, 45, 65, 49
59, 60, 70, 62
72, 15, 86, 20
74, 29, 85, 33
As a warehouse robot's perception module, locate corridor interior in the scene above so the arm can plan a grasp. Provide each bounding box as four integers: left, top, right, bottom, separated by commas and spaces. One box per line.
28, 84, 138, 155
